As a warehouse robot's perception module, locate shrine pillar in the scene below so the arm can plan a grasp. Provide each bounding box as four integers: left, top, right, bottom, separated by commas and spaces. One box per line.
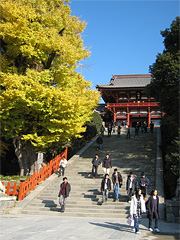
148, 107, 151, 127
113, 112, 116, 123
127, 107, 130, 126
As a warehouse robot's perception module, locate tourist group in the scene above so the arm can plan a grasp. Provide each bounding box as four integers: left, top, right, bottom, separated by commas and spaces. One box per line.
57, 153, 160, 234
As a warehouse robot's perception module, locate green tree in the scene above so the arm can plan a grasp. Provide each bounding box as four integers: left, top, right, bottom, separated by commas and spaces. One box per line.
83, 112, 102, 140
0, 0, 100, 176
147, 17, 179, 123
146, 17, 180, 198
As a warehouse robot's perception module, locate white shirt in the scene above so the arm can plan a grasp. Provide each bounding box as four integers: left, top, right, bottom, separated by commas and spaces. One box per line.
129, 177, 133, 189
59, 159, 67, 168
105, 179, 108, 190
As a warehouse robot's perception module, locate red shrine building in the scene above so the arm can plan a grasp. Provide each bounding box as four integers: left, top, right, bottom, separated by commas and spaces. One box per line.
96, 74, 162, 127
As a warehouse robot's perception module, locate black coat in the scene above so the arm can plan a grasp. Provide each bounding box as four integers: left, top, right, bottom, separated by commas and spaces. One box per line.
102, 158, 112, 168
146, 195, 160, 219
96, 136, 103, 144
58, 182, 71, 198
92, 157, 101, 167
126, 175, 137, 191
101, 178, 111, 191
112, 172, 123, 187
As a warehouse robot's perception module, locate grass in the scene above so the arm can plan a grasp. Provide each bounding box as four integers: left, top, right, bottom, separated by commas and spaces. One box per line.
0, 175, 28, 181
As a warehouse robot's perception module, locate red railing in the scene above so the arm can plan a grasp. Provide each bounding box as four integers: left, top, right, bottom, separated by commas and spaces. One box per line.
2, 148, 67, 201
107, 102, 160, 108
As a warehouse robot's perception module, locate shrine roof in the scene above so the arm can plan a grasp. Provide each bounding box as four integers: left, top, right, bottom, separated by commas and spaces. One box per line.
97, 74, 151, 89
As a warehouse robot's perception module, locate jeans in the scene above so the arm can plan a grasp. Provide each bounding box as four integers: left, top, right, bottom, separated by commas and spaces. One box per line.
58, 166, 65, 176
149, 212, 159, 228
102, 189, 109, 203
59, 195, 66, 209
113, 183, 119, 199
97, 143, 101, 150
92, 165, 98, 177
134, 217, 139, 232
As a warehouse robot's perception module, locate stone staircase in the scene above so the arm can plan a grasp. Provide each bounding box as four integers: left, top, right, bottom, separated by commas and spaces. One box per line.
21, 127, 157, 218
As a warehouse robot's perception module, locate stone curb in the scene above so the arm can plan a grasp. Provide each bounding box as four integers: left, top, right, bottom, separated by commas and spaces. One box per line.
155, 127, 165, 220
9, 134, 99, 214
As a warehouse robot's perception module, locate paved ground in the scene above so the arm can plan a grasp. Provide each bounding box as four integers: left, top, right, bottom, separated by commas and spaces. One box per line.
0, 214, 179, 240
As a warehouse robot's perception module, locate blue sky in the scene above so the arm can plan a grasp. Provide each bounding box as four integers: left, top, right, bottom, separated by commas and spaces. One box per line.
69, 0, 179, 102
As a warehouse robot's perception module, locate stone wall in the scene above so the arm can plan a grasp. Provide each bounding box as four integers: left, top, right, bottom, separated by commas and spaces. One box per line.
0, 200, 16, 214
165, 178, 180, 223
165, 199, 180, 223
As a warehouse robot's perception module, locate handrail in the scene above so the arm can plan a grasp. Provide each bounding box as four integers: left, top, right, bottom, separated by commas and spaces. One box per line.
2, 148, 68, 201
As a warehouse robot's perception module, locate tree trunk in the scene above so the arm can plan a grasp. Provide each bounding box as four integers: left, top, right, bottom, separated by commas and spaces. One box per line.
13, 138, 37, 176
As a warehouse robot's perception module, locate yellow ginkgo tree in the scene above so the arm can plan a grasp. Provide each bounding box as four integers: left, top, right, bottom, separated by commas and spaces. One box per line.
0, 0, 100, 176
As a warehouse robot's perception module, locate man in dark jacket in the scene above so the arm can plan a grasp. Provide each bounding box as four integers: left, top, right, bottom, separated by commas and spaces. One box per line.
146, 189, 160, 232
101, 174, 111, 203
112, 168, 122, 201
150, 121, 154, 134
126, 171, 137, 202
58, 177, 71, 212
139, 172, 149, 199
92, 154, 101, 178
96, 134, 103, 150
102, 154, 112, 175
107, 124, 112, 137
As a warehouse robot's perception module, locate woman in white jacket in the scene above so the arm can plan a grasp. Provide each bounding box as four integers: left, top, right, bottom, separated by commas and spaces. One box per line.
130, 189, 146, 234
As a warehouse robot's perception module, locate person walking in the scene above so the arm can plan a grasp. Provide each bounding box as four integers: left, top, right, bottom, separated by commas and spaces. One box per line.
126, 125, 131, 139
126, 172, 137, 203
139, 172, 150, 200
100, 125, 105, 137
100, 174, 111, 203
144, 121, 148, 134
92, 154, 101, 178
102, 154, 112, 174
117, 125, 121, 138
58, 156, 68, 177
107, 124, 112, 137
96, 134, 103, 150
112, 168, 122, 201
150, 121, 154, 134
135, 123, 139, 137
146, 189, 160, 232
113, 124, 116, 133
130, 189, 146, 234
141, 121, 144, 133
58, 177, 71, 212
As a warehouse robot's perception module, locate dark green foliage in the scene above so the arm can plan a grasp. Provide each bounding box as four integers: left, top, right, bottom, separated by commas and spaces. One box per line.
146, 17, 180, 199
83, 112, 102, 140
91, 112, 103, 133
0, 139, 20, 176
147, 17, 180, 122
161, 117, 180, 198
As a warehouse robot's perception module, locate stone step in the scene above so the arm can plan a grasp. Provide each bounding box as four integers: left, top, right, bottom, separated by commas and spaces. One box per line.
32, 199, 130, 205
28, 202, 130, 209
21, 209, 128, 218
24, 206, 129, 214
19, 129, 157, 218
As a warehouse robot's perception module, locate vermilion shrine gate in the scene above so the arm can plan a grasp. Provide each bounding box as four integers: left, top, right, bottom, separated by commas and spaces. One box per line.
96, 74, 162, 127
